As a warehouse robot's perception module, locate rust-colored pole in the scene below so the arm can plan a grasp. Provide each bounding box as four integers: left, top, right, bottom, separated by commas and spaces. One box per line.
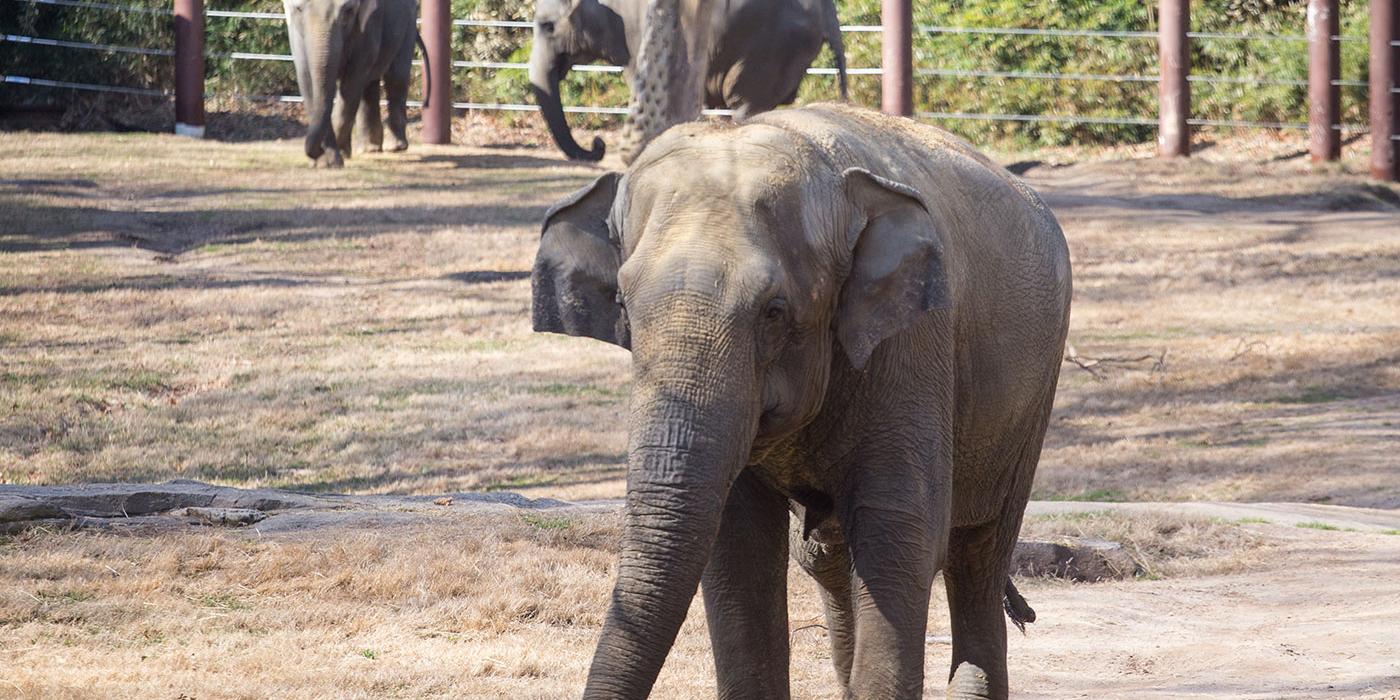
1371, 0, 1398, 181
173, 0, 205, 138
1308, 0, 1340, 162
881, 0, 912, 116
420, 0, 451, 144
1158, 0, 1190, 157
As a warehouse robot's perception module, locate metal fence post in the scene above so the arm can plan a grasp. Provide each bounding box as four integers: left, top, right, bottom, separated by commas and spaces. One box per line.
173, 0, 205, 138
1308, 0, 1340, 162
1371, 0, 1398, 181
421, 0, 451, 144
1158, 0, 1190, 157
881, 0, 912, 116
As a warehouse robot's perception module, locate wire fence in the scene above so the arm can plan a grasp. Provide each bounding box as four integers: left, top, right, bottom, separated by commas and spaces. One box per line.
3, 0, 1393, 137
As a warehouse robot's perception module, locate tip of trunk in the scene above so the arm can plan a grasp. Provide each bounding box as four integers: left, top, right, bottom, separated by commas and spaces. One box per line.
531, 84, 607, 162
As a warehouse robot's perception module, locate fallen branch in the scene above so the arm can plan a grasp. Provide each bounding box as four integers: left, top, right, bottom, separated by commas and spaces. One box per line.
1064, 344, 1168, 381
1227, 338, 1269, 363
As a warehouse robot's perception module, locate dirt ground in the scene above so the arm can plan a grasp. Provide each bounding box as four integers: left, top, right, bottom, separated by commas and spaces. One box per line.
2, 123, 1399, 697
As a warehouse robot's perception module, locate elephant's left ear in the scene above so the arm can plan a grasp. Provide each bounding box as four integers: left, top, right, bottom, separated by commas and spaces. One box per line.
531, 172, 630, 349
835, 168, 950, 370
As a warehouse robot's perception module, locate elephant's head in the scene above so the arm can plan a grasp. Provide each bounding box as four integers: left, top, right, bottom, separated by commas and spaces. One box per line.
529, 0, 630, 161
284, 0, 373, 164
531, 123, 950, 696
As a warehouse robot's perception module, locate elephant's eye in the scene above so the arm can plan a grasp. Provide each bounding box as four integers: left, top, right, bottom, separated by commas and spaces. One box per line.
763, 298, 788, 322
539, 21, 555, 34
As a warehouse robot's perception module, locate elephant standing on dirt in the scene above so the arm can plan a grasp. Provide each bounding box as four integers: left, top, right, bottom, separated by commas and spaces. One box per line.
532, 103, 1071, 699
284, 0, 427, 167
529, 0, 847, 161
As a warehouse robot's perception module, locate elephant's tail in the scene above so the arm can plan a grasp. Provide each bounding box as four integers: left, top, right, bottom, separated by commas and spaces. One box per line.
1004, 578, 1036, 634
416, 32, 431, 110
821, 0, 848, 100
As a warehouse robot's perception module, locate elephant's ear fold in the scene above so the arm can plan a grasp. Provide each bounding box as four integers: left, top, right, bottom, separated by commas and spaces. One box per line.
355, 0, 380, 31
531, 172, 630, 349
835, 167, 949, 370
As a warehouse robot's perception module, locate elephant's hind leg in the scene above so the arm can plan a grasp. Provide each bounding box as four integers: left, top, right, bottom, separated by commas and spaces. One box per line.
357, 81, 385, 153
945, 392, 1055, 700
382, 44, 413, 152
790, 511, 854, 692
702, 470, 791, 700
944, 519, 1014, 700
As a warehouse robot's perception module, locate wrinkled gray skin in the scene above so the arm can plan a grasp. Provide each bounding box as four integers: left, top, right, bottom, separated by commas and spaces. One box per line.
528, 0, 847, 161
532, 103, 1071, 699
285, 0, 419, 167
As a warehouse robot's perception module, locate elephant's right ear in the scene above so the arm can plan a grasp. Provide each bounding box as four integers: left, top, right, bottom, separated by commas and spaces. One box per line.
531, 172, 630, 349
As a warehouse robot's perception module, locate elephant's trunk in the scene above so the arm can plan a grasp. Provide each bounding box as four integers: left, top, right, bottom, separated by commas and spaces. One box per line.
584, 316, 758, 698
530, 42, 605, 161
303, 30, 341, 160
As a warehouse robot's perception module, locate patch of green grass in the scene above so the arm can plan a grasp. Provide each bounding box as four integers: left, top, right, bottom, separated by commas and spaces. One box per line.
519, 513, 572, 530
359, 648, 378, 660
37, 590, 93, 604
1235, 517, 1273, 525
1381, 530, 1400, 536
1028, 510, 1111, 523
107, 370, 169, 395
1048, 488, 1128, 503
190, 592, 250, 610
1296, 521, 1341, 531
485, 474, 558, 492
1274, 387, 1351, 405
527, 382, 624, 400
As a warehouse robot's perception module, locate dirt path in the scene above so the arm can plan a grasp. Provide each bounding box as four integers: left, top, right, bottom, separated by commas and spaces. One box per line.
1010, 523, 1400, 699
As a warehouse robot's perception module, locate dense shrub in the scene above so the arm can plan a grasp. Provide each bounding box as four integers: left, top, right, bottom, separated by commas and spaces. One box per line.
0, 0, 1376, 146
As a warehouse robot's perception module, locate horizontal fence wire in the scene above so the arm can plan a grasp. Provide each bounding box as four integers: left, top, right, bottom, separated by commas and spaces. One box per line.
3, 33, 171, 55
3, 73, 167, 95
207, 9, 283, 19
13, 0, 167, 13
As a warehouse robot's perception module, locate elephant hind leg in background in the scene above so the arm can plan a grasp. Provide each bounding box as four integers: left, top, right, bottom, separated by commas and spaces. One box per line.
356, 81, 386, 153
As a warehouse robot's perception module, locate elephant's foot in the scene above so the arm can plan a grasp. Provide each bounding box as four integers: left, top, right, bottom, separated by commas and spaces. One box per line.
947, 662, 994, 700
359, 142, 383, 154
388, 138, 408, 152
313, 149, 344, 169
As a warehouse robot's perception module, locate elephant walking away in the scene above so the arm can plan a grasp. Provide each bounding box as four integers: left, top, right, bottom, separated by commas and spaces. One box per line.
529, 0, 848, 161
531, 103, 1072, 699
285, 0, 428, 167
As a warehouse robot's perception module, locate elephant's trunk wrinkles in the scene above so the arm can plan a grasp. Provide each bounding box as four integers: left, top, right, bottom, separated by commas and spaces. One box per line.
530, 45, 605, 161
584, 323, 758, 698
303, 32, 340, 160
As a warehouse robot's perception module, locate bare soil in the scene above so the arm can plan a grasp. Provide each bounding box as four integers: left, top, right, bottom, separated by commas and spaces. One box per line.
2, 127, 1398, 697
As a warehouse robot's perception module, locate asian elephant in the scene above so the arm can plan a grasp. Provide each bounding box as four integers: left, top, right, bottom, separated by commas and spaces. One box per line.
528, 0, 847, 161
284, 0, 427, 167
531, 103, 1071, 699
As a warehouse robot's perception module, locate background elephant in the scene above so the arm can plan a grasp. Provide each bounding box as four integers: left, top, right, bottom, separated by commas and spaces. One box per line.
532, 103, 1072, 699
284, 0, 425, 167
529, 0, 847, 161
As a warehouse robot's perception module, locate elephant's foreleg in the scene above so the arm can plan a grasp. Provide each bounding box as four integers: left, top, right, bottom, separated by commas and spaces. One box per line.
842, 468, 948, 700
357, 81, 384, 153
701, 470, 790, 700
382, 56, 411, 152
791, 513, 855, 690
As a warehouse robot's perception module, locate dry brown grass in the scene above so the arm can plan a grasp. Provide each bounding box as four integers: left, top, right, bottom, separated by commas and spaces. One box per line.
0, 507, 1282, 699
1, 128, 1398, 507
